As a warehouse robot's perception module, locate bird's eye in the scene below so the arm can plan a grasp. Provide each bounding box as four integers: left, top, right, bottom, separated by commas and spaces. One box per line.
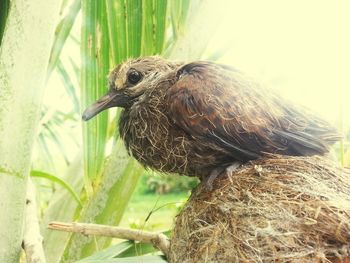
127, 70, 142, 85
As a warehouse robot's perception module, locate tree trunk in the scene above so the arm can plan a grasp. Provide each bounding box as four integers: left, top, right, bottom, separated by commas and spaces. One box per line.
0, 0, 60, 261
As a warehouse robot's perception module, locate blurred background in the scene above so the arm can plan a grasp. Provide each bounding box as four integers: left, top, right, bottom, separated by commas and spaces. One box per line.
1, 0, 349, 262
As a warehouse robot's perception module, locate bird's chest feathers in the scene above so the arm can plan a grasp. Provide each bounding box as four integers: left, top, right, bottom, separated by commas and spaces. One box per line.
119, 94, 190, 172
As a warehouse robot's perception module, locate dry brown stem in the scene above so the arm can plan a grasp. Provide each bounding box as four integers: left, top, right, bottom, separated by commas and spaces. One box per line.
23, 178, 46, 263
48, 221, 170, 257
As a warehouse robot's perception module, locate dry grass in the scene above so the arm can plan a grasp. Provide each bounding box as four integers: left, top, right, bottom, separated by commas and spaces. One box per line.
169, 155, 350, 263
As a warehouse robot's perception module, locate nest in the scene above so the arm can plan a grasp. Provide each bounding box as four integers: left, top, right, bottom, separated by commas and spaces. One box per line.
169, 155, 350, 263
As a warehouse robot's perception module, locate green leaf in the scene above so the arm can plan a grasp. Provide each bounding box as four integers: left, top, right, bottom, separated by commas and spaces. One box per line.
75, 241, 134, 262
116, 242, 157, 258
117, 230, 171, 258
47, 0, 81, 76
44, 123, 70, 165
169, 0, 190, 40
106, 0, 127, 64
81, 0, 110, 195
154, 0, 168, 54
110, 255, 166, 263
69, 56, 81, 85
167, 0, 214, 60
78, 254, 166, 263
30, 170, 82, 206
75, 241, 166, 263
61, 140, 144, 261
36, 133, 56, 172
59, 0, 72, 14
0, 0, 10, 46
141, 0, 153, 55
36, 106, 78, 171
164, 0, 192, 58
42, 153, 84, 263
126, 0, 142, 58
57, 60, 80, 114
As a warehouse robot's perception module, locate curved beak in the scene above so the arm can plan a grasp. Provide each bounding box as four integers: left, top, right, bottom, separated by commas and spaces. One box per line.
82, 90, 129, 121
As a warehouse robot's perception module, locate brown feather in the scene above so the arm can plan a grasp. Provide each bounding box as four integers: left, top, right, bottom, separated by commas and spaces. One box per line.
108, 57, 342, 179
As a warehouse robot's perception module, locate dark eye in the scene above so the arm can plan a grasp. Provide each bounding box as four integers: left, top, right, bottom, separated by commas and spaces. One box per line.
127, 70, 142, 85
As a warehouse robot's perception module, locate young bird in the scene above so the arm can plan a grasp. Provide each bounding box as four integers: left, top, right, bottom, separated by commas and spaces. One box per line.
83, 56, 341, 188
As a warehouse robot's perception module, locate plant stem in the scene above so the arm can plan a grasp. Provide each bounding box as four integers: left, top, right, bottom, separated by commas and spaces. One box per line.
49, 221, 170, 257
23, 178, 46, 263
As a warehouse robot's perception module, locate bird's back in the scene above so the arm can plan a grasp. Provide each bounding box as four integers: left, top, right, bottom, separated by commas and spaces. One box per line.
166, 61, 342, 162
118, 59, 341, 178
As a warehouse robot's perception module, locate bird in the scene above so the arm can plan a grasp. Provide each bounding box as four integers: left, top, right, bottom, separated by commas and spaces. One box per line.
82, 56, 342, 188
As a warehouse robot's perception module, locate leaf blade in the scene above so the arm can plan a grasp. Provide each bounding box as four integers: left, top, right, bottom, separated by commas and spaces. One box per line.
47, 0, 81, 76
31, 170, 82, 206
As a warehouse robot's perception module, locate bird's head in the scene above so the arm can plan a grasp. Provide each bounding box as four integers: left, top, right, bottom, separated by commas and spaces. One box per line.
82, 56, 179, 121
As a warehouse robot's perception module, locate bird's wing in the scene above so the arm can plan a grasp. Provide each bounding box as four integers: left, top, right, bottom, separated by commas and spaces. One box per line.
166, 61, 341, 161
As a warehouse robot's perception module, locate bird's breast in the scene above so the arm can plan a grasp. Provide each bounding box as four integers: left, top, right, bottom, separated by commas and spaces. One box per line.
119, 99, 192, 174
118, 99, 231, 177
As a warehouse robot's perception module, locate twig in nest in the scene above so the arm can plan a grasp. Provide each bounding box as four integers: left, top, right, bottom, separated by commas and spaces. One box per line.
48, 221, 170, 257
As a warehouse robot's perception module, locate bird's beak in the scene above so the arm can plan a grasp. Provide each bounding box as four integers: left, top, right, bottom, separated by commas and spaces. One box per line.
82, 89, 128, 121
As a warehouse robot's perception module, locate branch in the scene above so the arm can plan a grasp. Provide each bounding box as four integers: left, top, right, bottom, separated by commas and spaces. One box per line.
23, 178, 46, 263
48, 221, 170, 257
